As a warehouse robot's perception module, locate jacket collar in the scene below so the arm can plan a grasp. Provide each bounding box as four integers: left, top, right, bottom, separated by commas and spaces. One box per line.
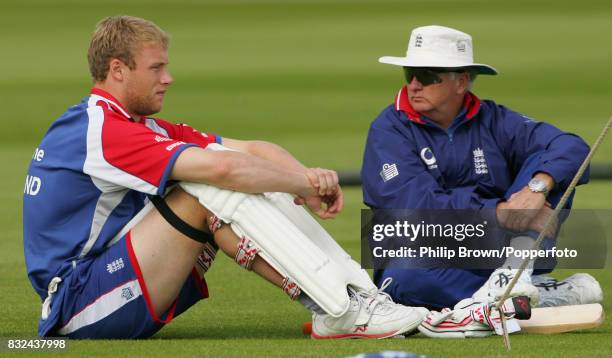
394, 85, 481, 124
90, 87, 132, 120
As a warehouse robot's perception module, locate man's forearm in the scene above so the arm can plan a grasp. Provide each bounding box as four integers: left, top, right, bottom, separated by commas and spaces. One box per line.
217, 151, 312, 195
171, 147, 315, 197
241, 140, 308, 173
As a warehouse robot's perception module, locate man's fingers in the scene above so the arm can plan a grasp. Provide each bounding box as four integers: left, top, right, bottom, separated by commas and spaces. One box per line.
323, 190, 344, 217
528, 206, 559, 238
304, 195, 334, 219
330, 188, 344, 213
320, 169, 338, 196
505, 210, 521, 231
305, 170, 320, 189
540, 207, 559, 237
329, 171, 339, 195
505, 209, 531, 232
306, 168, 339, 196
516, 215, 531, 232
320, 171, 334, 196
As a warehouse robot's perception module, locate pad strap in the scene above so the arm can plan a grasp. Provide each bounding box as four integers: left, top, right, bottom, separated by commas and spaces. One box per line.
149, 195, 218, 250
235, 236, 260, 270
197, 242, 217, 273
208, 215, 223, 233
282, 277, 301, 301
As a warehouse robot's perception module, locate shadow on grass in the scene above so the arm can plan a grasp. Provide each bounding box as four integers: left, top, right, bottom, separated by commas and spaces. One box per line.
157, 323, 307, 340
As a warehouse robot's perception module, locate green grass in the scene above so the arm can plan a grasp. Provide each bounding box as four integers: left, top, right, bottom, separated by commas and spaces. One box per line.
1, 0, 611, 356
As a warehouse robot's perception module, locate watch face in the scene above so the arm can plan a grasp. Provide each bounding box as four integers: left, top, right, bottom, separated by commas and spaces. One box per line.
529, 179, 546, 192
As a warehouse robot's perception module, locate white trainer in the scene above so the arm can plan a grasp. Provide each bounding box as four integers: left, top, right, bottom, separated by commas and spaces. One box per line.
472, 267, 539, 305
533, 273, 603, 307
311, 278, 429, 339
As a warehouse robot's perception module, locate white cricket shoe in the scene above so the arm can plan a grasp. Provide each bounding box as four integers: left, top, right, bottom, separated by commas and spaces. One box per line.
533, 273, 603, 307
311, 278, 429, 339
472, 267, 539, 305
418, 296, 530, 338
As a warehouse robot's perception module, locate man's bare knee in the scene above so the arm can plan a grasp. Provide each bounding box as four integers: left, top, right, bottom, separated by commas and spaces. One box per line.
161, 187, 212, 232
129, 186, 219, 316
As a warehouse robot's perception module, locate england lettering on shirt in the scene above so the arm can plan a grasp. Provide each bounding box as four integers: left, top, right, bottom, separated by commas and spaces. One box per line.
25, 147, 45, 196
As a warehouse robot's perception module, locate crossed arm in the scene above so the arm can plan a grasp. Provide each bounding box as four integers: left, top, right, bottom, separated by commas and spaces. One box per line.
361, 108, 589, 235
497, 172, 557, 236
170, 137, 343, 219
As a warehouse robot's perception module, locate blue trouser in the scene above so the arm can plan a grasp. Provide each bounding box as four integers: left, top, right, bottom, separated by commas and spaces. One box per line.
374, 152, 574, 309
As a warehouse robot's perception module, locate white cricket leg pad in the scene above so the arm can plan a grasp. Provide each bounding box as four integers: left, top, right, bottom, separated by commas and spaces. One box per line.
263, 191, 376, 293
180, 180, 373, 317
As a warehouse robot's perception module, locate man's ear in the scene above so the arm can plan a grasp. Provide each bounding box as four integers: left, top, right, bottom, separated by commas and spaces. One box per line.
108, 58, 126, 82
456, 72, 470, 94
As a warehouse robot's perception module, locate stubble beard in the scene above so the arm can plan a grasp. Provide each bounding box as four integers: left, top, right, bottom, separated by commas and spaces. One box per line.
125, 90, 162, 118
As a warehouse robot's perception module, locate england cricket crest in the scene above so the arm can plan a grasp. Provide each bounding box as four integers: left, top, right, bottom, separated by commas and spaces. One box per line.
473, 147, 489, 175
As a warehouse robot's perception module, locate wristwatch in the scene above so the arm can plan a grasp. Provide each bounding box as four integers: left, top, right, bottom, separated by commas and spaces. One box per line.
528, 178, 549, 196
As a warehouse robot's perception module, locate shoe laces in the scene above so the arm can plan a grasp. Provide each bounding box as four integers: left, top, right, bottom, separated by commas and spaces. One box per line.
351, 277, 395, 324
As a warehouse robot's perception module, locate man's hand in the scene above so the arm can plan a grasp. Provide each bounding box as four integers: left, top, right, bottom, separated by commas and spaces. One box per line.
497, 172, 556, 232
496, 186, 547, 232
528, 204, 559, 238
295, 187, 344, 219
304, 168, 339, 196
294, 168, 344, 219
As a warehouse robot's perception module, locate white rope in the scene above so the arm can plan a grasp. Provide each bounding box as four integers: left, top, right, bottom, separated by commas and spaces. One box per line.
496, 116, 612, 350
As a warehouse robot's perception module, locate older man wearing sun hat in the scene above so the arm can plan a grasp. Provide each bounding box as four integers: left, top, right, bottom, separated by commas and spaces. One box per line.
360, 25, 602, 337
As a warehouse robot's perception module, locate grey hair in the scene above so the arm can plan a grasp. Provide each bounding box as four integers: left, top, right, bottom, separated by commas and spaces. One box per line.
450, 69, 478, 93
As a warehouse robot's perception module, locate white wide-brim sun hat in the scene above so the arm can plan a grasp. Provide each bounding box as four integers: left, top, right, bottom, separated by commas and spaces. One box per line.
379, 25, 498, 75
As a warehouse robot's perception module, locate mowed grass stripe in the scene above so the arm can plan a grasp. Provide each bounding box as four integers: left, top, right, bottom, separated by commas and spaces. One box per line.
1, 0, 611, 356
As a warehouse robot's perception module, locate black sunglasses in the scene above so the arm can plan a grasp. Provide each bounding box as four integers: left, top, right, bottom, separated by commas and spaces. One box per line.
403, 67, 464, 86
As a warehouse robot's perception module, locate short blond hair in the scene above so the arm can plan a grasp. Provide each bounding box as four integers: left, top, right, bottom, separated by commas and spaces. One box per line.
88, 16, 169, 82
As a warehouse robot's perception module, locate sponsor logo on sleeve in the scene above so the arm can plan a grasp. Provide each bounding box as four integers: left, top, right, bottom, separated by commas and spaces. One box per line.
166, 141, 185, 151
154, 135, 172, 143
380, 163, 399, 182
420, 147, 438, 170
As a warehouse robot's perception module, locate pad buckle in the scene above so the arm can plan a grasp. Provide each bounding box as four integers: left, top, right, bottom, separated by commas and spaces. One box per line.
282, 277, 302, 300
235, 236, 260, 270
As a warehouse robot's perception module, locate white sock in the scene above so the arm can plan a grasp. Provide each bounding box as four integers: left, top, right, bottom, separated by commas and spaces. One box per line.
502, 236, 535, 271
298, 293, 325, 314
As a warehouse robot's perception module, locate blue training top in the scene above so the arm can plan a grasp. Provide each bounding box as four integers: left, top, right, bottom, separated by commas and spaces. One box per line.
361, 86, 590, 210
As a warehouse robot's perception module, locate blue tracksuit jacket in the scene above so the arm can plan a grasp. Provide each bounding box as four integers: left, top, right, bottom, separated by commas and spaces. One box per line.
361, 86, 590, 308
361, 86, 590, 210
